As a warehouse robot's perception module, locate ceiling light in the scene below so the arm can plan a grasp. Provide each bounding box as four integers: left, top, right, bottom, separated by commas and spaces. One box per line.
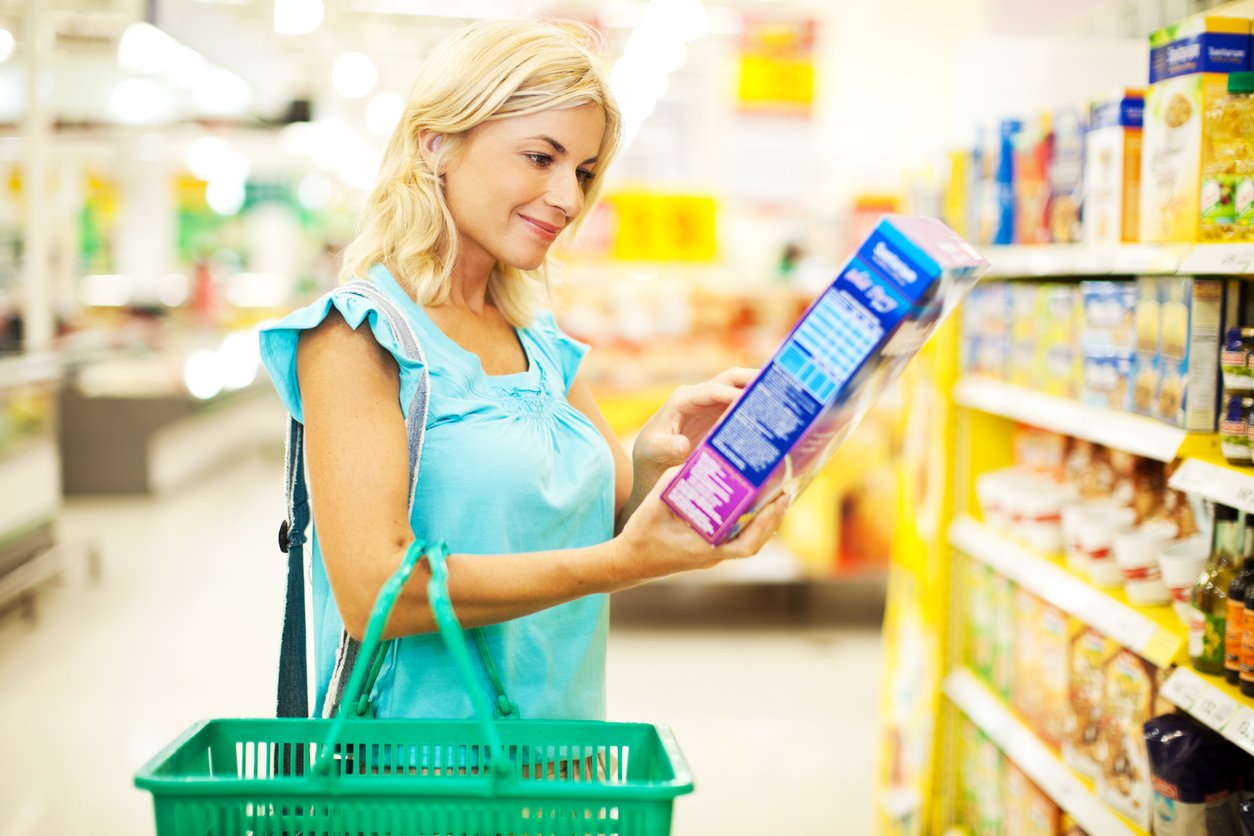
274, 0, 325, 36
332, 52, 377, 99
110, 78, 167, 125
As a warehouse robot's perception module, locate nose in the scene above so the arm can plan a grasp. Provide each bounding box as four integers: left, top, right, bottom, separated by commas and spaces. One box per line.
545, 168, 583, 218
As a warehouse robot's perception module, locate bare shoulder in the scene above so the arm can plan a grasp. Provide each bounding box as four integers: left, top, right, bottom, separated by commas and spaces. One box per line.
296, 307, 398, 391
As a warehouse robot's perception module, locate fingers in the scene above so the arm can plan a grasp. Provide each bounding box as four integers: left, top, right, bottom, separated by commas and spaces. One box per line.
671, 382, 745, 411
719, 494, 789, 557
712, 367, 758, 387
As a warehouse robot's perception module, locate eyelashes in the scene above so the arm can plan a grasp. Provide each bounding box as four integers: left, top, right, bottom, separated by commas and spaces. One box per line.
524, 153, 596, 185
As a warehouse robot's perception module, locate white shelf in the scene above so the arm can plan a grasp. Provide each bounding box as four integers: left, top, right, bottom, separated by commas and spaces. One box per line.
949, 517, 1183, 669
952, 377, 1186, 463
1159, 667, 1254, 758
944, 668, 1143, 836
1168, 457, 1254, 516
983, 243, 1254, 279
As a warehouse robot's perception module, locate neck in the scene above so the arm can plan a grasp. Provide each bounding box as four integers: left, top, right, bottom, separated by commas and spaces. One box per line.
446, 252, 495, 315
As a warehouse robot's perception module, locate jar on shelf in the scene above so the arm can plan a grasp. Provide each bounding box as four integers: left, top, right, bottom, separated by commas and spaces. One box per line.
1222, 393, 1253, 466
1222, 327, 1254, 392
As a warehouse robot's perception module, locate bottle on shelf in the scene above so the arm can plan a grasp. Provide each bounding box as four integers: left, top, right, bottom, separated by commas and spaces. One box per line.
1242, 556, 1254, 696
1201, 71, 1254, 243
1190, 503, 1241, 676
1226, 514, 1254, 684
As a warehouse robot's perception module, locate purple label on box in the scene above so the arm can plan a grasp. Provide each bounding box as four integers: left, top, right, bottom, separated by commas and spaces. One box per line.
663, 447, 755, 540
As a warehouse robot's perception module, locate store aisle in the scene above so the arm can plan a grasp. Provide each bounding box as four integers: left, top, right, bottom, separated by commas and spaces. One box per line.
0, 452, 881, 835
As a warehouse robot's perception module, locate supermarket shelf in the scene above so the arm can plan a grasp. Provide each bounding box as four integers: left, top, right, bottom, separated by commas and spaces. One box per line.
952, 377, 1186, 463
983, 243, 1254, 279
944, 667, 1146, 836
949, 517, 1184, 669
1160, 667, 1254, 757
1169, 456, 1254, 516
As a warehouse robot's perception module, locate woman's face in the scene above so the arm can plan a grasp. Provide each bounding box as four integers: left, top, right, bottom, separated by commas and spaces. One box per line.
440, 103, 606, 276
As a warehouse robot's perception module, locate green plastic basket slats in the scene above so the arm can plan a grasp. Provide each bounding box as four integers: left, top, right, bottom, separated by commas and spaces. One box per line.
138, 542, 692, 836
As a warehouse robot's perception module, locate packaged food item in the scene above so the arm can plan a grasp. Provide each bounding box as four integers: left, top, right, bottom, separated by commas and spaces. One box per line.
1003, 760, 1063, 836
1049, 104, 1087, 244
1081, 280, 1137, 351
1064, 627, 1112, 777
1039, 284, 1082, 398
1159, 535, 1211, 626
1082, 347, 1135, 412
1097, 649, 1170, 829
1084, 90, 1144, 246
1036, 602, 1072, 751
1114, 524, 1175, 605
1201, 71, 1254, 242
1222, 326, 1254, 391
1140, 15, 1252, 243
1011, 283, 1039, 387
1133, 277, 1163, 417
992, 120, 1021, 245
1012, 588, 1044, 732
1156, 277, 1229, 431
1223, 394, 1253, 465
662, 216, 988, 545
1145, 712, 1244, 835
991, 569, 1015, 700
1227, 513, 1254, 684
1015, 114, 1054, 245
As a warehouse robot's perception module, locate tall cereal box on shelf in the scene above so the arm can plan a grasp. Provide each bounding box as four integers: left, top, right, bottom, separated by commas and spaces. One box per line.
1096, 649, 1171, 830
1083, 90, 1144, 246
1155, 277, 1232, 431
1139, 15, 1252, 242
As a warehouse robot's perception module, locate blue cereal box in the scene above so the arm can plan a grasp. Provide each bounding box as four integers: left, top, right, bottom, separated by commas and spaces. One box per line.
662, 216, 989, 544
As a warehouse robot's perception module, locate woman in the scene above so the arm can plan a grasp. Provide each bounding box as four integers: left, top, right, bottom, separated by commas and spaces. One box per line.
260, 19, 787, 722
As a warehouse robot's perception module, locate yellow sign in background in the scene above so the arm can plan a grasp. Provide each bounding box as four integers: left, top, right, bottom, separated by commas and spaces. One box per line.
608, 191, 717, 262
737, 16, 817, 116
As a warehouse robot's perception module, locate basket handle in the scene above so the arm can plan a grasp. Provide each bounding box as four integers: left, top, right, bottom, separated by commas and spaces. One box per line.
313, 540, 512, 782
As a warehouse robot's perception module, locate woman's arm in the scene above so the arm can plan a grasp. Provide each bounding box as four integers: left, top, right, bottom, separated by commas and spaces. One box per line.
298, 313, 783, 641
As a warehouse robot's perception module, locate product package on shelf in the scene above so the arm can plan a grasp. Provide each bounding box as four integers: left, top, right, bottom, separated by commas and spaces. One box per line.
1083, 90, 1143, 247
959, 718, 1006, 835
1004, 760, 1063, 836
1048, 104, 1087, 245
1155, 276, 1230, 430
1095, 648, 1171, 830
1081, 280, 1137, 412
1011, 589, 1072, 751
1015, 114, 1054, 246
1144, 712, 1246, 836
661, 216, 989, 544
1064, 626, 1114, 778
960, 281, 1010, 380
1140, 14, 1252, 243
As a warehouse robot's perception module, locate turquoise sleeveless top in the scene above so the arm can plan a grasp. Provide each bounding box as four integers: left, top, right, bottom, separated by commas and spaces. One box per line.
259, 265, 614, 720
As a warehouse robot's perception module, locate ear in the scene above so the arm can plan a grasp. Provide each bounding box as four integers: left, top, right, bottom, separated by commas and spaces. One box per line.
418, 131, 444, 173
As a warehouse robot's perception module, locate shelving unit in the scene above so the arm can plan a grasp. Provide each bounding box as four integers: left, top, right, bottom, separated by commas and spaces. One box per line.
949, 517, 1184, 669
944, 667, 1146, 836
983, 242, 1254, 279
1160, 666, 1254, 758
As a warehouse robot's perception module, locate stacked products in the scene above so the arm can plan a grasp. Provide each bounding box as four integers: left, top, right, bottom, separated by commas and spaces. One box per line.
961, 276, 1235, 431
944, 12, 1254, 247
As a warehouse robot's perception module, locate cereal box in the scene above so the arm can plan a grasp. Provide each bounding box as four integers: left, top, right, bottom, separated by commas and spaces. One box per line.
1096, 649, 1171, 830
1063, 627, 1112, 778
1036, 602, 1072, 752
1049, 104, 1087, 244
1012, 587, 1044, 731
1132, 276, 1163, 417
1015, 115, 1053, 245
662, 216, 988, 545
1083, 90, 1144, 246
1155, 277, 1229, 430
1140, 15, 1252, 243
1004, 761, 1063, 836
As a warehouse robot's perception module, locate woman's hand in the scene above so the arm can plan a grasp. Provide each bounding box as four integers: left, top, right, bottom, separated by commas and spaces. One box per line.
630, 367, 756, 490
612, 464, 789, 582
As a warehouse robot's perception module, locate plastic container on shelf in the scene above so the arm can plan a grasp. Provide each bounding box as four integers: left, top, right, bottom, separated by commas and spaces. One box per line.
1221, 392, 1253, 466
1200, 71, 1254, 243
1079, 513, 1121, 588
1159, 535, 1209, 627
1221, 327, 1254, 392
1113, 523, 1175, 605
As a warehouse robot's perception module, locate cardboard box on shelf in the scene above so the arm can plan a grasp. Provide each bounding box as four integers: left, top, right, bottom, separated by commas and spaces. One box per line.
1063, 627, 1113, 779
1048, 104, 1087, 244
1084, 90, 1144, 246
1096, 648, 1171, 830
1139, 15, 1252, 243
1015, 115, 1054, 245
1155, 277, 1229, 430
1004, 760, 1064, 836
661, 216, 988, 545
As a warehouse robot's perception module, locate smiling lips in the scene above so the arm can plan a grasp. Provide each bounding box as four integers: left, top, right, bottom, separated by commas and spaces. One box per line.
519, 214, 562, 241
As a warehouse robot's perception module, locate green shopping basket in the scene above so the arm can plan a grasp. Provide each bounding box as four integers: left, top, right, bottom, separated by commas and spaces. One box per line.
135, 540, 694, 835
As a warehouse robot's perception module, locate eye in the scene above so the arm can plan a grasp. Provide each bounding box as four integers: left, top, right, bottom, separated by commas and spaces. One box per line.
525, 152, 553, 168
576, 168, 596, 185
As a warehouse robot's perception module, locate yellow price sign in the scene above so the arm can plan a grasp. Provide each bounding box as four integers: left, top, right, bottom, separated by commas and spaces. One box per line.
737, 55, 815, 107
609, 192, 717, 262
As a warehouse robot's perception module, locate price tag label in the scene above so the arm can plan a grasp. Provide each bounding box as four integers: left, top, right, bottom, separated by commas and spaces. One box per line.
1161, 668, 1206, 709
1223, 707, 1254, 756
1194, 689, 1239, 731
1108, 612, 1157, 654
1170, 459, 1254, 515
1181, 244, 1254, 276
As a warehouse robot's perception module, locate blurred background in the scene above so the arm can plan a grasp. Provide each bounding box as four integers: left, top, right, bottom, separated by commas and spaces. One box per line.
1, 0, 1252, 834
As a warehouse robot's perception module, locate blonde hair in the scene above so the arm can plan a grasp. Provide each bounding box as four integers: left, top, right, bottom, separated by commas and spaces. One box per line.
338, 19, 622, 327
